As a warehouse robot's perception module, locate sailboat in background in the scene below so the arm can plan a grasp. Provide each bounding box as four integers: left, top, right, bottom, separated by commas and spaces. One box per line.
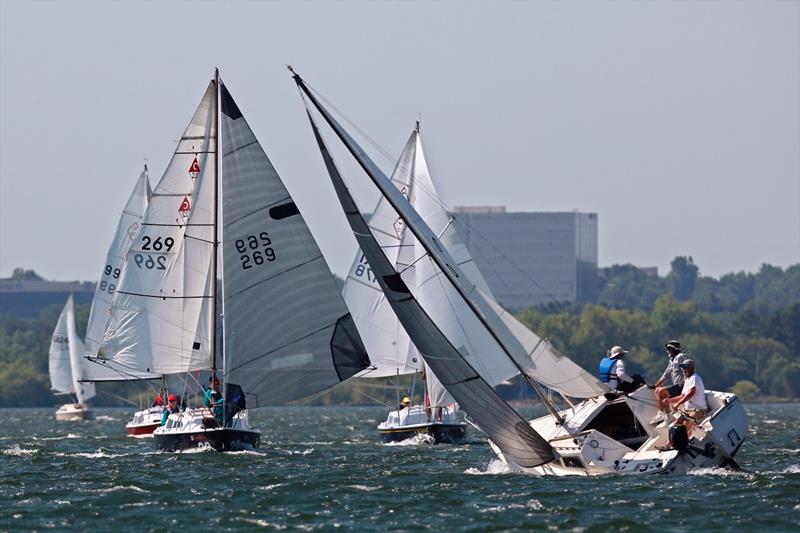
344, 122, 515, 443
98, 70, 370, 451
293, 69, 748, 475
80, 165, 165, 436
49, 295, 95, 421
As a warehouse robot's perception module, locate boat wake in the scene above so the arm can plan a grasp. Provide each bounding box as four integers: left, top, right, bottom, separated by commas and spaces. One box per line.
383, 433, 435, 447
464, 459, 515, 476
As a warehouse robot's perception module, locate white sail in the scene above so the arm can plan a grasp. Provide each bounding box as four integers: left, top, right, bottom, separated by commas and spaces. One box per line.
83, 166, 161, 381
219, 81, 370, 406
49, 297, 74, 395
65, 297, 95, 404
298, 93, 555, 468
100, 82, 217, 375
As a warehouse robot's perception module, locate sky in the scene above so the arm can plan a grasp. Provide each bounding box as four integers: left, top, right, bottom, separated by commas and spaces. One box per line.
1, 1, 798, 282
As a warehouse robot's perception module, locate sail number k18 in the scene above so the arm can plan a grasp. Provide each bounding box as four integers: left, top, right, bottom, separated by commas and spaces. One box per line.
236, 232, 276, 270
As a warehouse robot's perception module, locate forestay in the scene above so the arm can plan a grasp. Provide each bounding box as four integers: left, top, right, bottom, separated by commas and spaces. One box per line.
100, 82, 217, 375
299, 96, 554, 468
83, 166, 160, 381
219, 82, 370, 406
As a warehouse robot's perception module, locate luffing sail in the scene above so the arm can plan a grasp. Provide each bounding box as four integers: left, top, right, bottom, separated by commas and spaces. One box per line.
218, 83, 370, 405
49, 295, 95, 404
83, 166, 161, 381
296, 82, 554, 467
100, 83, 218, 375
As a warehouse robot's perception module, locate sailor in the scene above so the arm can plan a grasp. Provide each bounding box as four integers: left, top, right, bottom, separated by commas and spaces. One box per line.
650, 340, 687, 425
668, 359, 708, 437
398, 396, 411, 411
152, 393, 164, 407
203, 376, 221, 408
160, 394, 180, 425
600, 346, 646, 394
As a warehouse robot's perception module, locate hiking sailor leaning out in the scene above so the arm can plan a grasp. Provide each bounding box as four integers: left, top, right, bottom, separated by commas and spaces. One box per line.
667, 359, 707, 437
650, 340, 687, 426
598, 346, 645, 394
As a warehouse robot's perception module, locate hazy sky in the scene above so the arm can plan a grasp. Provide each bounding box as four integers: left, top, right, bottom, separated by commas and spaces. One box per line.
1, 1, 798, 282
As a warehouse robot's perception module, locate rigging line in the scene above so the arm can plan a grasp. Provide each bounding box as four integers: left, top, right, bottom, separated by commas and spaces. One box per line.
93, 387, 139, 407
303, 83, 562, 308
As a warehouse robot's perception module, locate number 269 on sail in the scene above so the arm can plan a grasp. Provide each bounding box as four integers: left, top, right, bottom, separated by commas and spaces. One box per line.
236, 232, 276, 270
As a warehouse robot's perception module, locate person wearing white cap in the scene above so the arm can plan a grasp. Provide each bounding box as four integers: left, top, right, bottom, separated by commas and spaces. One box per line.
598, 346, 640, 393
650, 340, 687, 426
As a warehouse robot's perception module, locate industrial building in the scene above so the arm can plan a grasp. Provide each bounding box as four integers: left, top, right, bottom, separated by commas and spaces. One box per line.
452, 206, 598, 310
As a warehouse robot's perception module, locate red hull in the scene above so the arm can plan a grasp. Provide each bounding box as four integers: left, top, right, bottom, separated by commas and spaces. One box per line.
126, 423, 161, 436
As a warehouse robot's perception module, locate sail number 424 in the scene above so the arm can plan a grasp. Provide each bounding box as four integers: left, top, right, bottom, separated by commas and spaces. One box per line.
236, 232, 276, 270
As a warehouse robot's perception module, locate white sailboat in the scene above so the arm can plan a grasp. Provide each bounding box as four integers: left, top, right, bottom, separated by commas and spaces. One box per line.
49, 295, 95, 420
99, 70, 371, 451
79, 165, 165, 436
293, 69, 748, 475
344, 122, 517, 443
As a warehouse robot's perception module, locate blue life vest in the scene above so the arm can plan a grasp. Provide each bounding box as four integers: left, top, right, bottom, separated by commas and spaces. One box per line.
599, 357, 616, 383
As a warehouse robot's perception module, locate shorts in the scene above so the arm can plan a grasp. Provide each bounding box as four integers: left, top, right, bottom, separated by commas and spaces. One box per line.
674, 408, 706, 424
666, 384, 682, 397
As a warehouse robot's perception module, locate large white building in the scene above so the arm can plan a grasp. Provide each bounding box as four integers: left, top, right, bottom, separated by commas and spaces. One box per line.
452, 206, 598, 309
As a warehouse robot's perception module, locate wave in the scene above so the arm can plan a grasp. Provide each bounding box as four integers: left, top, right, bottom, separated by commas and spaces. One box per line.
348, 484, 379, 492
383, 433, 435, 447
465, 459, 515, 476
3, 445, 38, 456
88, 485, 149, 494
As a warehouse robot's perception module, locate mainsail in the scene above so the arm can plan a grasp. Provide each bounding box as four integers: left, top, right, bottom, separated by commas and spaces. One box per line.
101, 71, 370, 406
100, 82, 217, 375
296, 77, 554, 467
50, 295, 95, 403
83, 166, 160, 381
218, 82, 369, 406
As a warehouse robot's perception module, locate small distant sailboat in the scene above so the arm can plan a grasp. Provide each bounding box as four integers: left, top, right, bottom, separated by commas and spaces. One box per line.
49, 295, 95, 421
98, 70, 371, 451
80, 165, 164, 436
293, 69, 748, 475
345, 122, 516, 444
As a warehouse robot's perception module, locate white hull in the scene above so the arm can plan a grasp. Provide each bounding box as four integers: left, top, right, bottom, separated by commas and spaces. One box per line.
378, 405, 467, 443
152, 407, 260, 451
55, 403, 92, 421
489, 388, 747, 476
125, 406, 163, 437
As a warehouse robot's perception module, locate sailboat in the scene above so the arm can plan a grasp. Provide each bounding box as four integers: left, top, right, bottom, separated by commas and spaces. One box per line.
344, 122, 517, 444
81, 165, 165, 436
292, 69, 749, 475
49, 295, 95, 421
98, 70, 370, 451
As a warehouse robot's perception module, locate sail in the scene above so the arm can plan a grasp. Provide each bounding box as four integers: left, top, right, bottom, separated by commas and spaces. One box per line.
218, 81, 370, 406
65, 297, 95, 404
299, 97, 554, 468
83, 166, 161, 381
49, 297, 74, 394
99, 81, 217, 375
344, 127, 517, 391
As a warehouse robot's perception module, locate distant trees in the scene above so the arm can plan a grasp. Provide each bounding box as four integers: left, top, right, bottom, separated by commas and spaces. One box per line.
9, 268, 43, 281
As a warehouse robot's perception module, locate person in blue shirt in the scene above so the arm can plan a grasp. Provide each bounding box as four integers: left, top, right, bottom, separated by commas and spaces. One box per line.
160, 394, 180, 425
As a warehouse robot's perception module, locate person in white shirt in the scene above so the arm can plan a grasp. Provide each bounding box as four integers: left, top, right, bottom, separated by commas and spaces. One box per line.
668, 359, 707, 437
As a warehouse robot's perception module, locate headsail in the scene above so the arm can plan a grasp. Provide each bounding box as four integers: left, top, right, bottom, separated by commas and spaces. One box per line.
100, 81, 217, 375
218, 81, 370, 406
65, 296, 95, 404
297, 82, 554, 467
83, 166, 161, 381
49, 297, 75, 395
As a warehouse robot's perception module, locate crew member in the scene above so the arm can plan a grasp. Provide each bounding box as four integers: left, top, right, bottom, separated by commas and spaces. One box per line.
650, 340, 687, 426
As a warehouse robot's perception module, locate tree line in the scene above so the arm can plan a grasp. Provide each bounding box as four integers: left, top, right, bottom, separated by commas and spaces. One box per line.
1, 259, 798, 406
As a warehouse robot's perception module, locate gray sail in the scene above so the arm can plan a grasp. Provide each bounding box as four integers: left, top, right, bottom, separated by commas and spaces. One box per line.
302, 104, 554, 468
219, 82, 369, 406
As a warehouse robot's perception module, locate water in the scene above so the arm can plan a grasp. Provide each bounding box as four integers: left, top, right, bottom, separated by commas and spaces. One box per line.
1, 404, 798, 531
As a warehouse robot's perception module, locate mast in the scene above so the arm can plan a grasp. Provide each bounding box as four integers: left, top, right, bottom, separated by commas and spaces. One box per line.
211, 67, 220, 387
292, 72, 565, 424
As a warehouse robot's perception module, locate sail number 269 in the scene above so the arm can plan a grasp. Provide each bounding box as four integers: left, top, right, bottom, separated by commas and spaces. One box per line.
237, 232, 276, 270
133, 235, 174, 270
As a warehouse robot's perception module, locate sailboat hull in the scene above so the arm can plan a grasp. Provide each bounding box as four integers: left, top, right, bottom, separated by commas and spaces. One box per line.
379, 422, 467, 444
153, 427, 260, 452
54, 404, 93, 421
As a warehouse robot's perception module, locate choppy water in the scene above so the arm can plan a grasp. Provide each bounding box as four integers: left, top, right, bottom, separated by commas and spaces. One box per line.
1, 404, 798, 531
